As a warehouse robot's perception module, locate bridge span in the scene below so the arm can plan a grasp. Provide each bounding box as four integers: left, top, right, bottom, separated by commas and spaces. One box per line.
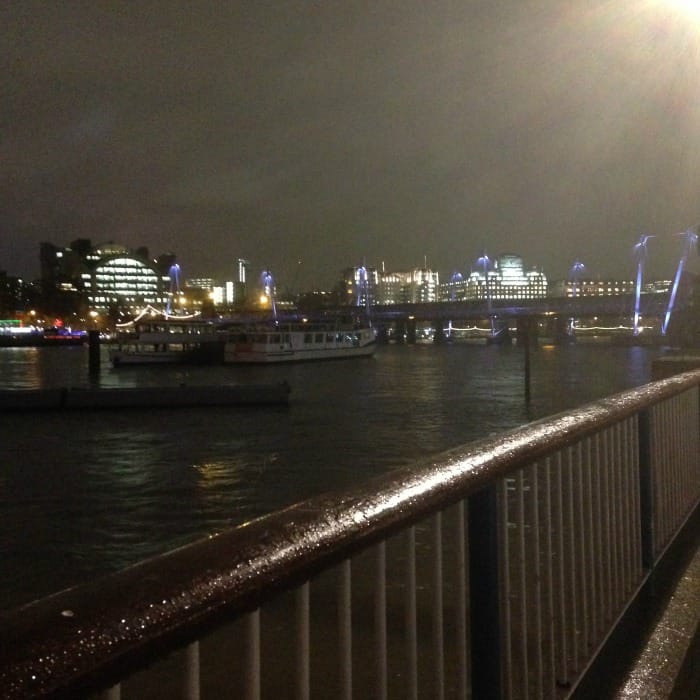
368, 292, 671, 324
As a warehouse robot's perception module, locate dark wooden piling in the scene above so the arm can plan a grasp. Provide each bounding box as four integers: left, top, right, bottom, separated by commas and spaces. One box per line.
88, 330, 100, 374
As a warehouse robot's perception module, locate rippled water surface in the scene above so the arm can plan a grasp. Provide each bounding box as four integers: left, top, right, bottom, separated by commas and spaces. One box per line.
0, 341, 656, 609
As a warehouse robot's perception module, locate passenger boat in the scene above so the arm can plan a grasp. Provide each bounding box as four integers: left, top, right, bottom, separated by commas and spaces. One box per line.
223, 320, 376, 363
109, 316, 225, 367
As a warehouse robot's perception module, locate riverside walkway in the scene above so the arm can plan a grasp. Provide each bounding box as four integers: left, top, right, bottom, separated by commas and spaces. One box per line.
1, 367, 698, 699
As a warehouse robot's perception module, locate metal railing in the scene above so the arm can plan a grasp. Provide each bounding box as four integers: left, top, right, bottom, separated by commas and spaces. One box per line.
1, 371, 699, 699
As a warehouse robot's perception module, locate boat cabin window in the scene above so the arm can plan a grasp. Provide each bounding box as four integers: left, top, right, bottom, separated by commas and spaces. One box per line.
315, 333, 324, 343
304, 333, 312, 343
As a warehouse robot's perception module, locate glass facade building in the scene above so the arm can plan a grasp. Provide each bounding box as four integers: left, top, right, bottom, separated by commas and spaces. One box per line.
376, 268, 439, 304
41, 240, 170, 314
81, 253, 168, 312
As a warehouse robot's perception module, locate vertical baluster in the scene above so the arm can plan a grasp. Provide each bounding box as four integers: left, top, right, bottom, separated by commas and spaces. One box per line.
672, 396, 680, 523
631, 413, 642, 578
245, 609, 261, 700
691, 388, 699, 501
652, 403, 663, 559
612, 423, 623, 610
669, 396, 683, 528
681, 392, 691, 511
565, 448, 578, 673
619, 419, 630, 596
676, 394, 687, 520
406, 526, 418, 700
543, 457, 556, 700
583, 437, 596, 648
620, 420, 629, 596
660, 402, 667, 544
339, 559, 352, 700
656, 401, 665, 558
638, 407, 655, 569
662, 395, 682, 548
661, 401, 670, 546
455, 502, 469, 700
673, 396, 681, 529
675, 395, 684, 523
668, 398, 677, 540
617, 421, 627, 601
553, 451, 568, 688
601, 430, 613, 622
516, 470, 529, 699
469, 483, 502, 699
185, 641, 200, 700
500, 477, 513, 699
297, 582, 310, 700
647, 404, 658, 563
592, 433, 604, 644
433, 511, 445, 700
673, 395, 681, 527
662, 401, 668, 539
679, 393, 687, 510
624, 417, 636, 593
375, 541, 388, 700
529, 463, 543, 699
574, 442, 588, 659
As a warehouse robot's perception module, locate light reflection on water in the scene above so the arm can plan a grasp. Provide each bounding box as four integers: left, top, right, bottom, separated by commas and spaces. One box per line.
0, 341, 656, 609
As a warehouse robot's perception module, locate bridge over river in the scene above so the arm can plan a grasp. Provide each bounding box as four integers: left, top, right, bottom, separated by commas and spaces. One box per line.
354, 291, 681, 345
368, 291, 671, 324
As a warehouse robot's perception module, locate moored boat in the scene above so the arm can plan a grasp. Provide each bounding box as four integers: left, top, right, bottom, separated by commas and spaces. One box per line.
223, 320, 376, 363
109, 316, 225, 367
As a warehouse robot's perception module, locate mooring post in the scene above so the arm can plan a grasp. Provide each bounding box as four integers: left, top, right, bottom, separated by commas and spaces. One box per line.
518, 317, 532, 405
88, 330, 101, 374
524, 329, 531, 405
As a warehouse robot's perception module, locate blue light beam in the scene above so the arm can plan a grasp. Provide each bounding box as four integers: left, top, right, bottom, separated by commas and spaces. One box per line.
633, 236, 653, 336
662, 229, 698, 336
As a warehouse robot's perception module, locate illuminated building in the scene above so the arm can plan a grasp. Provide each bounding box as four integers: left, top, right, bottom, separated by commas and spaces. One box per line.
41, 239, 172, 315
549, 278, 636, 297
441, 254, 547, 301
235, 259, 252, 303
188, 260, 252, 310
374, 267, 439, 304
187, 278, 216, 291
80, 243, 170, 312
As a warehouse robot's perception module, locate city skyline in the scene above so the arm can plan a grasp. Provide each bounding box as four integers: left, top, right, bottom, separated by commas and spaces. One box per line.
3, 236, 669, 295
3, 2, 700, 289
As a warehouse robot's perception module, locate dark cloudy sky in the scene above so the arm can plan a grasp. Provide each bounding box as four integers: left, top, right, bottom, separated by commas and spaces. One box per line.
3, 1, 700, 290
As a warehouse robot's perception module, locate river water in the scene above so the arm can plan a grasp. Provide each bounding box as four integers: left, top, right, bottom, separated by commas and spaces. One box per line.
0, 341, 656, 611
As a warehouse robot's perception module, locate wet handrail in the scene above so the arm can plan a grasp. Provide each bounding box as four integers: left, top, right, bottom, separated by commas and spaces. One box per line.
2, 369, 700, 698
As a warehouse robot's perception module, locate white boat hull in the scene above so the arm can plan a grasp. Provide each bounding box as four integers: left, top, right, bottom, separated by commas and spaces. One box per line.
109, 350, 194, 366
225, 343, 376, 364
223, 324, 376, 364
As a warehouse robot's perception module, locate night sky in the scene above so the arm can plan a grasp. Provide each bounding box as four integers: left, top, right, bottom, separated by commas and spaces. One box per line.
3, 1, 700, 291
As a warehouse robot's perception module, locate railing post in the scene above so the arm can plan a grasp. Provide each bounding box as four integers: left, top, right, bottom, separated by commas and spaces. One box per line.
468, 484, 501, 699
638, 408, 654, 569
